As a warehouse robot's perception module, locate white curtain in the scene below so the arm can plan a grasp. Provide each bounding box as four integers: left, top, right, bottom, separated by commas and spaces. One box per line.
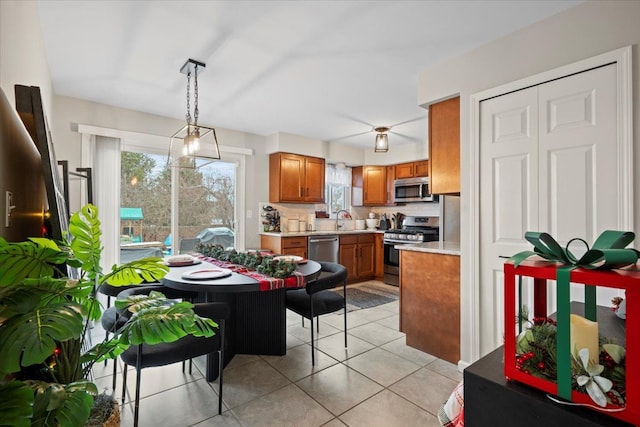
93, 135, 121, 270
326, 163, 351, 186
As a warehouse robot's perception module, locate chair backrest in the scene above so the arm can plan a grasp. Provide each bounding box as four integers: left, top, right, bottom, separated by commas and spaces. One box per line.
179, 238, 200, 254
306, 262, 347, 295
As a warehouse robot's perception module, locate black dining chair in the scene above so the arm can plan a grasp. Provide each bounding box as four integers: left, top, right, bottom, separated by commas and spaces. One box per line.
99, 284, 198, 392
285, 261, 348, 365
119, 301, 229, 427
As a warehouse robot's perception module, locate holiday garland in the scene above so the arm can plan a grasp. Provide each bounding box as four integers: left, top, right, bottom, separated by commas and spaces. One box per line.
516, 306, 626, 407
196, 243, 298, 278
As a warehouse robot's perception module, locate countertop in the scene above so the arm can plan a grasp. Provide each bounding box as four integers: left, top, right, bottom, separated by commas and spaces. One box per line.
395, 240, 461, 256
260, 229, 385, 237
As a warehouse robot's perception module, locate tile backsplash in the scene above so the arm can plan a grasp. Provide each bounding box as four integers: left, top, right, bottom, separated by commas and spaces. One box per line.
259, 201, 441, 233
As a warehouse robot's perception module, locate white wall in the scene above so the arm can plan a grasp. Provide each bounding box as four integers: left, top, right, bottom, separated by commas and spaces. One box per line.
417, 0, 640, 365
0, 0, 53, 118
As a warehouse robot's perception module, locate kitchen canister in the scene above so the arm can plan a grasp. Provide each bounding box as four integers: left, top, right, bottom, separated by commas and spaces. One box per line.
299, 221, 307, 232
287, 219, 299, 232
355, 219, 365, 230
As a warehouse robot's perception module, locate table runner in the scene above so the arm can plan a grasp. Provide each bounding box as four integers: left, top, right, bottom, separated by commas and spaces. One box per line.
196, 255, 305, 291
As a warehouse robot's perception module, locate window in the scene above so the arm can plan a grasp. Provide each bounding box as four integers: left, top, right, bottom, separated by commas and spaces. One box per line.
325, 163, 351, 214
120, 149, 237, 255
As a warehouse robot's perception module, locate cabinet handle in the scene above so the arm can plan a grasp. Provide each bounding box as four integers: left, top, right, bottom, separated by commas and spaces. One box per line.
306, 187, 309, 196
300, 187, 303, 197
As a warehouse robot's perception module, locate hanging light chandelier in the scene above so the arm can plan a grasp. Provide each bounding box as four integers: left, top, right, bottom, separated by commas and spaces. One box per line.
168, 58, 220, 168
374, 126, 389, 152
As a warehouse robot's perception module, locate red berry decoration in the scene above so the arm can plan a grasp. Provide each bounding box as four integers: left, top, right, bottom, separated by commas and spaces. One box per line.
537, 362, 545, 370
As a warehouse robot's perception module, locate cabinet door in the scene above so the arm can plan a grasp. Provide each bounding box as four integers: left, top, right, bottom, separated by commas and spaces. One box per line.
395, 162, 415, 179
363, 166, 386, 205
358, 241, 375, 278
429, 97, 460, 194
304, 157, 325, 202
271, 153, 304, 202
414, 160, 429, 177
385, 165, 395, 204
284, 246, 307, 258
339, 243, 358, 282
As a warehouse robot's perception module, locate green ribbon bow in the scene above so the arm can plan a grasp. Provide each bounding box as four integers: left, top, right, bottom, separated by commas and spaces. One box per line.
510, 230, 638, 401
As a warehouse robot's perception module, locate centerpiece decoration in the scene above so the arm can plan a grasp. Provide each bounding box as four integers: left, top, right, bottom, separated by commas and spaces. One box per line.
504, 230, 639, 425
197, 244, 297, 278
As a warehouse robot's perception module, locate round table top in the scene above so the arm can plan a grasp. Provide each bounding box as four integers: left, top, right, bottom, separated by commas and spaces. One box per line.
162, 259, 321, 293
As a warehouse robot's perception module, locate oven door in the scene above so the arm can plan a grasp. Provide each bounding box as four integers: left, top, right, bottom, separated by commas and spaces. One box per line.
383, 241, 400, 286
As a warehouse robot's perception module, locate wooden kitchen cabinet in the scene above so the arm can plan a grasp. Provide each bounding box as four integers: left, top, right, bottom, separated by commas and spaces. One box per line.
269, 152, 325, 203
395, 160, 429, 179
400, 249, 460, 363
339, 234, 375, 282
260, 235, 308, 258
429, 96, 460, 194
352, 166, 388, 206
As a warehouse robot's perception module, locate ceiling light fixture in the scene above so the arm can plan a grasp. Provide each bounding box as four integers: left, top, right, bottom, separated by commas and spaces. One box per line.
374, 127, 389, 152
168, 58, 220, 168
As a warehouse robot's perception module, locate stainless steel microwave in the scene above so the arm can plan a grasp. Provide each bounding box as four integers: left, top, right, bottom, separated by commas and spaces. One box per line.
393, 177, 437, 203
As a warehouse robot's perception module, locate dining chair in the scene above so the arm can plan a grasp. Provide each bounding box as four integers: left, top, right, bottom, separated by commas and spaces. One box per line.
285, 261, 348, 365
99, 284, 198, 392
120, 301, 230, 427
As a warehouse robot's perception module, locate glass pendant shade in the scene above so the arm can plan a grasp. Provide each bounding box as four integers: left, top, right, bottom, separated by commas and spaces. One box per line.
167, 59, 220, 169
374, 127, 389, 152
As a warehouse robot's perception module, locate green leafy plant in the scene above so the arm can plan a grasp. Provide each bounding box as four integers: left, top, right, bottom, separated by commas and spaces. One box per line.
197, 243, 298, 278
0, 204, 218, 427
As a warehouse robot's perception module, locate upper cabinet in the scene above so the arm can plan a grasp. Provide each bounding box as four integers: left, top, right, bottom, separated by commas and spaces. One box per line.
429, 96, 460, 195
395, 160, 429, 179
269, 152, 325, 203
352, 165, 388, 206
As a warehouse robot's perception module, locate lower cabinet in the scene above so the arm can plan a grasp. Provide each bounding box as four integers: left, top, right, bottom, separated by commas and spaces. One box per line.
260, 235, 308, 258
374, 233, 384, 279
339, 234, 375, 282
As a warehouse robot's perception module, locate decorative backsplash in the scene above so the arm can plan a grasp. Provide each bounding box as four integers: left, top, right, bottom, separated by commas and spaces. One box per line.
259, 201, 441, 233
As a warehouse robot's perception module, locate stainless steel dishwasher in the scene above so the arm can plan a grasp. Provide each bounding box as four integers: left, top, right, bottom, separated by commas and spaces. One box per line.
307, 234, 339, 263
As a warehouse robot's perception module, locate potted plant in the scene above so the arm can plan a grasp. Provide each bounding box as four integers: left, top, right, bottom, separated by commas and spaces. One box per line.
0, 204, 218, 427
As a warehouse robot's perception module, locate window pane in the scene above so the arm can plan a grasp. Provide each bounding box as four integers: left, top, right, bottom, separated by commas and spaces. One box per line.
178, 159, 236, 251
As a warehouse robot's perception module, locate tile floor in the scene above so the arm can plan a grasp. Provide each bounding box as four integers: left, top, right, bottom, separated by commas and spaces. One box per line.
91, 282, 462, 427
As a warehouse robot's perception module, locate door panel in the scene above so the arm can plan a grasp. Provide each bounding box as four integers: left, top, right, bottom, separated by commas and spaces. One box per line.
480, 64, 621, 357
480, 86, 538, 356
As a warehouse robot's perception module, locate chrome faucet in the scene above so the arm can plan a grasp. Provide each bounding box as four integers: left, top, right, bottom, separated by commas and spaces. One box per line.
335, 209, 352, 230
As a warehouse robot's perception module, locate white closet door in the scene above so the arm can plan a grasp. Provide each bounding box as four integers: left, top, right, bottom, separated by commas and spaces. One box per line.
479, 87, 539, 357
479, 64, 619, 357
538, 64, 620, 308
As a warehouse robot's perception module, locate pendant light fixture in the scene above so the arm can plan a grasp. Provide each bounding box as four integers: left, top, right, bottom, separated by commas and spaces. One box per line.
168, 58, 220, 168
374, 126, 389, 152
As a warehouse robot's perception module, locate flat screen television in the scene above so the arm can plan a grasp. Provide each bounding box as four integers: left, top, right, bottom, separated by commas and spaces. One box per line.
14, 85, 69, 242
0, 87, 46, 241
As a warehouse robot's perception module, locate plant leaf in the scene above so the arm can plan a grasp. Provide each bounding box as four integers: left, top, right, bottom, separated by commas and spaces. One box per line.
101, 257, 168, 286
585, 379, 608, 407
69, 204, 102, 279
577, 375, 590, 387
0, 381, 34, 427
0, 302, 84, 373
593, 375, 613, 393
0, 240, 67, 286
602, 343, 626, 364
578, 348, 590, 370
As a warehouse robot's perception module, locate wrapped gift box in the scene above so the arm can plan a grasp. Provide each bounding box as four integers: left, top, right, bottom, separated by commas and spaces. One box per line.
504, 259, 639, 425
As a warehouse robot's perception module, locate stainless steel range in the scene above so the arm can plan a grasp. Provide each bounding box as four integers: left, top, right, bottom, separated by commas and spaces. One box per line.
383, 216, 439, 286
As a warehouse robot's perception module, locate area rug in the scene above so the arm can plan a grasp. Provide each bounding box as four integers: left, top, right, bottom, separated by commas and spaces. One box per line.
332, 281, 399, 311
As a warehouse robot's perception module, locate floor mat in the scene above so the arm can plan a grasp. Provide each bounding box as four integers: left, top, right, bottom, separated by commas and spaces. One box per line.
333, 281, 399, 310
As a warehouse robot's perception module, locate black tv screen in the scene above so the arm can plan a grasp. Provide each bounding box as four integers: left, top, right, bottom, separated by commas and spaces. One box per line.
15, 85, 69, 242
0, 87, 46, 241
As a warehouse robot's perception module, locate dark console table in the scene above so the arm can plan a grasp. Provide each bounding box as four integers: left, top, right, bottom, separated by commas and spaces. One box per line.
464, 347, 633, 427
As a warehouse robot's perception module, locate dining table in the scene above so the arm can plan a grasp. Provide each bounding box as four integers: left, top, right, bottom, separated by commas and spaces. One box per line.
161, 257, 321, 381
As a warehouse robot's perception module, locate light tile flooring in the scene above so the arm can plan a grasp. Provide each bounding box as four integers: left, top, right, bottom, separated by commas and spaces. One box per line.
91, 282, 461, 427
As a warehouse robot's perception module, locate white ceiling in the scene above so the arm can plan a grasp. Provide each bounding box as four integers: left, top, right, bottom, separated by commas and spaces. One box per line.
37, 0, 581, 150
